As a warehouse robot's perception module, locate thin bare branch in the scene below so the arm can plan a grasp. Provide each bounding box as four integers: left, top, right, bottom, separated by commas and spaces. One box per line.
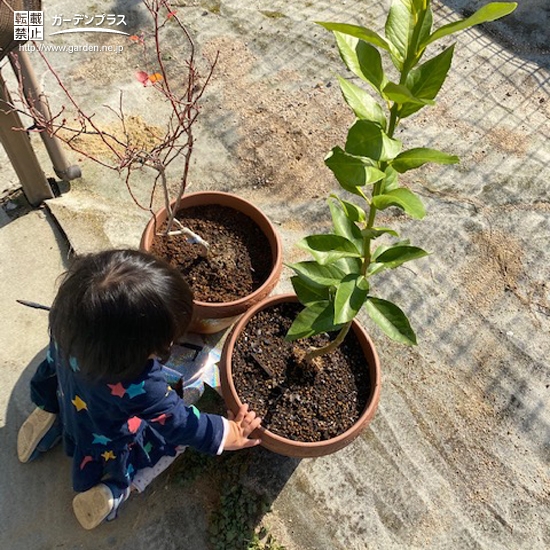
10, 0, 219, 238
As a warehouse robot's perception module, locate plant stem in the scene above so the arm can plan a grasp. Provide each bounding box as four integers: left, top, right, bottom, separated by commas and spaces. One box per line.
159, 163, 209, 254
361, 179, 381, 276
304, 321, 352, 363
164, 219, 209, 256
387, 105, 399, 138
362, 6, 425, 278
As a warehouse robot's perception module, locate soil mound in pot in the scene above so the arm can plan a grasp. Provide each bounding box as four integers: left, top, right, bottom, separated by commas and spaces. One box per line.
232, 301, 371, 442
151, 204, 272, 303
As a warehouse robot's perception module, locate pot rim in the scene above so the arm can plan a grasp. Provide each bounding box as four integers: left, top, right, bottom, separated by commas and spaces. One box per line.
221, 292, 382, 451
141, 191, 283, 311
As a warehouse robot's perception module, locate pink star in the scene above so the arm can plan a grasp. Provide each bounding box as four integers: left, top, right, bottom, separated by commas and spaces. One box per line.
127, 416, 142, 433
80, 455, 93, 470
107, 383, 126, 398
151, 413, 170, 425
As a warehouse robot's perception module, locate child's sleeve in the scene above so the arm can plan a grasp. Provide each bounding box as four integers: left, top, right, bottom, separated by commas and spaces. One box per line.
115, 362, 227, 455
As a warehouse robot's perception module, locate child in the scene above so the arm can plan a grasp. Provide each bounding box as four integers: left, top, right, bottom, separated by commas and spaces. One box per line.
17, 249, 261, 529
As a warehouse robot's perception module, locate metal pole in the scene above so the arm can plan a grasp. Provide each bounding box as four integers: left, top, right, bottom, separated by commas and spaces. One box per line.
8, 50, 81, 181
0, 69, 54, 206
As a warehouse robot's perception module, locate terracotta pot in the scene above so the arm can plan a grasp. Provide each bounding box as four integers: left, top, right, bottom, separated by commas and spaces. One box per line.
220, 293, 381, 458
140, 191, 283, 334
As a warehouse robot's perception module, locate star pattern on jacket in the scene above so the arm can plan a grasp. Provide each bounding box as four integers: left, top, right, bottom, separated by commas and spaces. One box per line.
92, 433, 112, 445
127, 416, 142, 433
107, 382, 126, 398
69, 356, 80, 372
32, 350, 226, 498
101, 450, 116, 461
80, 455, 93, 470
126, 382, 146, 399
71, 395, 87, 411
151, 413, 170, 425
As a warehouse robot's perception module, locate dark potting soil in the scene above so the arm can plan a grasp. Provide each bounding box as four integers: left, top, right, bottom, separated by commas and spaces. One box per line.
151, 205, 272, 303
232, 302, 371, 442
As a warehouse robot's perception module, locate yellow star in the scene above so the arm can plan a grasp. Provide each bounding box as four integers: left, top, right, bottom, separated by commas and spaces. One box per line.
101, 450, 116, 462
71, 395, 88, 411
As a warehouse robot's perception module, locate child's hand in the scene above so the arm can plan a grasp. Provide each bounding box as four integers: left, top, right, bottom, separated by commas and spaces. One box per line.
223, 403, 262, 451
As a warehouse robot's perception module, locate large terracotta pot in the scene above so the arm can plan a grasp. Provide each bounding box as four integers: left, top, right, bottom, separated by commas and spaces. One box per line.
219, 293, 381, 457
140, 191, 283, 334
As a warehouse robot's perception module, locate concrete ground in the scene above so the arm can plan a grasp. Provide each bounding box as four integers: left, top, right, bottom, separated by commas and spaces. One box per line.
1, 0, 549, 549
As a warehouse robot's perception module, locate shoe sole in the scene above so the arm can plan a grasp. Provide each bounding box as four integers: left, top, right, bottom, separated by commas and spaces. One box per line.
17, 408, 56, 463
73, 484, 113, 530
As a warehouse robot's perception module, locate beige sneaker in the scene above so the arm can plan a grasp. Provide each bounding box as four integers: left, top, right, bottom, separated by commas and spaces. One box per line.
17, 408, 57, 463
73, 483, 129, 530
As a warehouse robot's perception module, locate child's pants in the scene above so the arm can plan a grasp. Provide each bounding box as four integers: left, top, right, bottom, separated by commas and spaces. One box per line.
131, 446, 186, 492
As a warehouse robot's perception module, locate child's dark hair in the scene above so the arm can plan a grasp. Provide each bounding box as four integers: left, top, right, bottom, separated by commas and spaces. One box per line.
49, 249, 194, 381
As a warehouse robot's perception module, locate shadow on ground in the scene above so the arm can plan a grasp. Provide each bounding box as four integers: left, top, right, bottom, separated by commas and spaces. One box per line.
175, 386, 301, 550
439, 0, 550, 66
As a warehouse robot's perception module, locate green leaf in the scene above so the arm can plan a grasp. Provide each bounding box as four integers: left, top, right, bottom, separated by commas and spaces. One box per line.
287, 261, 345, 288
391, 147, 459, 173
286, 301, 342, 341
316, 21, 396, 54
366, 262, 386, 277
297, 234, 361, 265
337, 76, 387, 127
385, 0, 415, 63
400, 44, 455, 118
334, 256, 363, 274
330, 196, 367, 223
385, 0, 432, 69
334, 274, 369, 324
373, 244, 429, 268
291, 276, 330, 306
371, 188, 426, 219
411, 0, 427, 13
425, 3, 517, 46
383, 82, 435, 106
362, 226, 399, 239
345, 120, 402, 162
325, 146, 386, 194
381, 166, 400, 192
366, 297, 417, 345
329, 198, 363, 249
334, 33, 387, 92
369, 238, 415, 275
